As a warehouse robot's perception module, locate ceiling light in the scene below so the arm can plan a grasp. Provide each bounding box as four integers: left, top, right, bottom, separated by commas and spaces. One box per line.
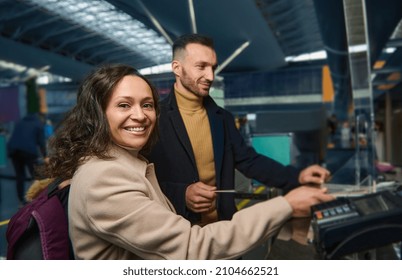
139, 63, 172, 75
348, 44, 367, 54
285, 50, 327, 62
28, 0, 172, 65
385, 47, 396, 54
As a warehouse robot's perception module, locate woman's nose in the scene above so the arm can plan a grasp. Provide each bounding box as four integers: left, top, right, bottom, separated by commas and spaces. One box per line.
130, 106, 145, 120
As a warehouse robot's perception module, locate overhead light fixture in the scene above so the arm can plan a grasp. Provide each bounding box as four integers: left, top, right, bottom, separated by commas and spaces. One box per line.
285, 50, 327, 62
139, 63, 171, 75
348, 44, 367, 54
385, 47, 396, 54
28, 0, 172, 65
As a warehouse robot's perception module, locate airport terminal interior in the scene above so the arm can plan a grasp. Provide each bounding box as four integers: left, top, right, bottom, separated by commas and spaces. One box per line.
1, 0, 402, 259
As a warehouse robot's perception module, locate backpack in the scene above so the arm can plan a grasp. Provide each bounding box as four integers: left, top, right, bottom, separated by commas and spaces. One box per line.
6, 178, 73, 259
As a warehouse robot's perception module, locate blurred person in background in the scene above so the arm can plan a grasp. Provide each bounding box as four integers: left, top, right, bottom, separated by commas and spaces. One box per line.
7, 112, 47, 206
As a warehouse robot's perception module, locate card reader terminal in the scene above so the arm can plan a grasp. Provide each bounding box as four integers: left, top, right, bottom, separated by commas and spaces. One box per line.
311, 190, 402, 259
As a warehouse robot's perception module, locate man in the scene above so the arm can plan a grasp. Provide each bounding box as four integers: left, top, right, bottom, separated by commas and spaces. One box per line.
147, 34, 330, 225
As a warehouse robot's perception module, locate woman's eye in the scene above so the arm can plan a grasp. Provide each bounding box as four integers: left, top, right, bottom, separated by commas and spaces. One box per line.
143, 103, 154, 109
118, 103, 130, 108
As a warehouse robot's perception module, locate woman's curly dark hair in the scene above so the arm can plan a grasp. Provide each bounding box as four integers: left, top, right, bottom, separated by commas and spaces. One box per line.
42, 64, 160, 180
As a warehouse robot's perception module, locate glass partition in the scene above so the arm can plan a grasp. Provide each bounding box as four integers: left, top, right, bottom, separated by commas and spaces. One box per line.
328, 0, 376, 192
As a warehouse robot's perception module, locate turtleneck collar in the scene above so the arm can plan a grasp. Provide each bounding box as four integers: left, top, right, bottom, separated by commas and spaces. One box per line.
174, 84, 203, 112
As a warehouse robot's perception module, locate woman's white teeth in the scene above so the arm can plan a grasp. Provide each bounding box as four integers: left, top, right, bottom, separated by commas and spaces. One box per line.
126, 127, 145, 132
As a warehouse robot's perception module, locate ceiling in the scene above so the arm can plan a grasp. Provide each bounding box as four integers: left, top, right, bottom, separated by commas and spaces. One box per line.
0, 0, 401, 103
0, 0, 323, 83
313, 0, 402, 100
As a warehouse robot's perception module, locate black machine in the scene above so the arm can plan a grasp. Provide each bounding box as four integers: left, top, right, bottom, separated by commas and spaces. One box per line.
311, 189, 402, 259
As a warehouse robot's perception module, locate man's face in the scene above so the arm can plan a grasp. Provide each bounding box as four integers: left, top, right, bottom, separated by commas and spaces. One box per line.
174, 43, 218, 98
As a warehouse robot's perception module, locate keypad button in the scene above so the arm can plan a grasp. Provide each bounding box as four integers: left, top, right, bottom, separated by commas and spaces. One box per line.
315, 211, 323, 219
335, 207, 344, 214
342, 205, 351, 212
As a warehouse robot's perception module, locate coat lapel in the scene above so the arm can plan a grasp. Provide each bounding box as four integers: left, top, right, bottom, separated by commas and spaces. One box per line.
205, 98, 224, 187
164, 91, 224, 183
166, 92, 197, 170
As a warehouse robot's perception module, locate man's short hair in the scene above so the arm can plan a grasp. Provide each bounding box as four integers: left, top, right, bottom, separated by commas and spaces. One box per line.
172, 34, 214, 59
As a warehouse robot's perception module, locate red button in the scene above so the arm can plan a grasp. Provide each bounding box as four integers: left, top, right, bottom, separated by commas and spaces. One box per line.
315, 211, 323, 219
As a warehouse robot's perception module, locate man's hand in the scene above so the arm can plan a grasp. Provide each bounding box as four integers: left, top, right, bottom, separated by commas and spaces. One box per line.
185, 182, 217, 213
298, 164, 330, 185
284, 186, 334, 217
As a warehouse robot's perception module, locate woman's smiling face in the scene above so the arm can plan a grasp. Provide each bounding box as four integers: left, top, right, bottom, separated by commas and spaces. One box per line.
106, 75, 156, 151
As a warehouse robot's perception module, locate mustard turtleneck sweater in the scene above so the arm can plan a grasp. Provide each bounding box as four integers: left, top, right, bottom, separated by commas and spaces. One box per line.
175, 87, 218, 224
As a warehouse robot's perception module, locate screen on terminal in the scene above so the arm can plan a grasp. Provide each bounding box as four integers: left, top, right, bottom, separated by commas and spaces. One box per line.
354, 194, 397, 215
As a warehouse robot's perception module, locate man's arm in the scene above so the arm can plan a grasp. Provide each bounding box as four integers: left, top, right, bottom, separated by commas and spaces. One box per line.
225, 111, 330, 191
224, 111, 300, 191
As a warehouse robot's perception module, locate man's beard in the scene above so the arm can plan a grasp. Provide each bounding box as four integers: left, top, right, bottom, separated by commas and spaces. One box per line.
180, 69, 210, 98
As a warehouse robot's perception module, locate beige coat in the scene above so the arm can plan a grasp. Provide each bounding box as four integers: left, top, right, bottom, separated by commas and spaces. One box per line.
68, 145, 293, 259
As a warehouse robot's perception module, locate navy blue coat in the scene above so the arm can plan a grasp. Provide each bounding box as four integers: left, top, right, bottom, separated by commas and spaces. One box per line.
147, 89, 300, 223
7, 113, 46, 158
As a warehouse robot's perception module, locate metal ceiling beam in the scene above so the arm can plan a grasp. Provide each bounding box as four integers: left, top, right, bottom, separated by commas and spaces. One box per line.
0, 5, 39, 22
15, 16, 62, 39
71, 40, 116, 56
34, 24, 83, 46
372, 79, 401, 86
372, 67, 402, 74
387, 38, 402, 48
0, 36, 93, 80
215, 41, 250, 75
103, 52, 151, 66
86, 45, 130, 60
53, 32, 99, 52
137, 0, 173, 45
188, 0, 197, 33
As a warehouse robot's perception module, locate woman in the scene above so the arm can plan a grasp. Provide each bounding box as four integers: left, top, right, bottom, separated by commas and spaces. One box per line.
44, 64, 333, 259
